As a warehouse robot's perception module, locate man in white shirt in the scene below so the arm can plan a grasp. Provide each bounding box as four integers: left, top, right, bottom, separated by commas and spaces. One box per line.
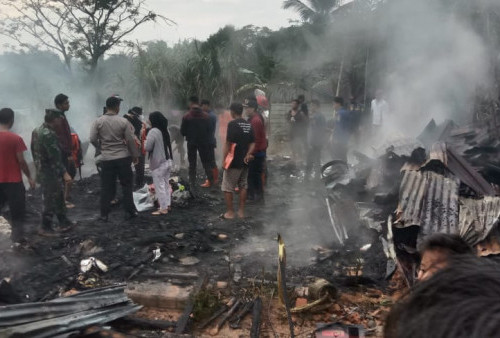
370, 89, 389, 141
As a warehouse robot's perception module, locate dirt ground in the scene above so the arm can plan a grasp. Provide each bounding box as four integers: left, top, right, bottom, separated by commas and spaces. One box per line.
0, 157, 395, 337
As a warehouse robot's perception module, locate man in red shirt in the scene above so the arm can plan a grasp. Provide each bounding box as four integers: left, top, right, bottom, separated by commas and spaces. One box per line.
244, 97, 267, 203
0, 108, 35, 245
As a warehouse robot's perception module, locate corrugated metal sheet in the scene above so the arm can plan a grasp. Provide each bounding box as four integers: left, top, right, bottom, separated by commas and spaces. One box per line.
395, 170, 499, 245
0, 285, 141, 338
459, 196, 500, 245
396, 170, 460, 237
419, 171, 460, 239
426, 142, 495, 196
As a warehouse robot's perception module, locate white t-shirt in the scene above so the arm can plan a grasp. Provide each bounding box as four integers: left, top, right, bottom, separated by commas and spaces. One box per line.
371, 99, 388, 126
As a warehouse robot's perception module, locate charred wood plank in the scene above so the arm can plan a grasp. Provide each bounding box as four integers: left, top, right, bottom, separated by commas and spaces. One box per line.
117, 316, 176, 330
250, 297, 262, 338
230, 301, 253, 329
198, 304, 228, 330
209, 299, 241, 336
175, 274, 207, 334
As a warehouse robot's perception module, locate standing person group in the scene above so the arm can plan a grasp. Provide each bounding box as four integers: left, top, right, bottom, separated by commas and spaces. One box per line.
286, 95, 365, 179
90, 96, 139, 222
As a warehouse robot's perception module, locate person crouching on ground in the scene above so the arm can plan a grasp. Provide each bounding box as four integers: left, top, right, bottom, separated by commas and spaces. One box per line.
417, 233, 473, 281
145, 112, 174, 216
31, 112, 75, 236
0, 108, 35, 245
89, 96, 139, 222
220, 103, 255, 220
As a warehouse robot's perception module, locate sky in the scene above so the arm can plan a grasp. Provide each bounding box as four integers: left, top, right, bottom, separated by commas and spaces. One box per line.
0, 0, 300, 53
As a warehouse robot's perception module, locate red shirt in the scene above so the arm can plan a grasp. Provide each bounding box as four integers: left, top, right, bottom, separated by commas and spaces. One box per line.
249, 114, 267, 153
0, 131, 27, 183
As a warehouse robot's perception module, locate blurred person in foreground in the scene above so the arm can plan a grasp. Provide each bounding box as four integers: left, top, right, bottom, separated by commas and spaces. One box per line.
200, 99, 219, 188
181, 96, 213, 189
476, 225, 500, 263
385, 256, 500, 338
46, 93, 76, 209
90, 96, 139, 222
124, 106, 147, 189
305, 100, 328, 180
145, 112, 173, 216
417, 233, 473, 281
220, 103, 255, 219
0, 108, 35, 246
32, 112, 75, 236
244, 97, 267, 203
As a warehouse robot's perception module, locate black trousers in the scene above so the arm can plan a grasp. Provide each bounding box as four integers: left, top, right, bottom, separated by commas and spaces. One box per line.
0, 182, 26, 242
134, 155, 146, 188
306, 145, 323, 178
207, 145, 217, 169
100, 157, 135, 217
187, 143, 212, 185
248, 155, 266, 199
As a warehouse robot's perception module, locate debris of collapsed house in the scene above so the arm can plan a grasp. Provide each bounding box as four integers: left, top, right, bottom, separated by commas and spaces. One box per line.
324, 119, 500, 286
2, 116, 499, 336
0, 285, 141, 337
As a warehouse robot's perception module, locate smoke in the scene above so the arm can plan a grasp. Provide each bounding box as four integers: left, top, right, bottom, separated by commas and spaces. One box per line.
381, 0, 491, 134
0, 51, 140, 176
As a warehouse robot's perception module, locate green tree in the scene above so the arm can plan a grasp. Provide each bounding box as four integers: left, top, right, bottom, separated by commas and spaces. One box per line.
282, 0, 340, 26
1, 0, 171, 74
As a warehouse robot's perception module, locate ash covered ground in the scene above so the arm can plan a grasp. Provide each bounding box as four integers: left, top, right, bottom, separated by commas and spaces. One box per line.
0, 158, 386, 304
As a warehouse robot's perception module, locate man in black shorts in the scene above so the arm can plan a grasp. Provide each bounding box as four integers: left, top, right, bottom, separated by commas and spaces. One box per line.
220, 103, 255, 219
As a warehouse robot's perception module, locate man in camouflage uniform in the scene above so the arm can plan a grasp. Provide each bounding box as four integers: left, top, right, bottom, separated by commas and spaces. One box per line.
46, 93, 76, 208
31, 113, 74, 236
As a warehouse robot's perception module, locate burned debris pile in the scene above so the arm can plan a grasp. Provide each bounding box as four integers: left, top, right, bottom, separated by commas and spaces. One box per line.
0, 285, 141, 337
326, 119, 500, 286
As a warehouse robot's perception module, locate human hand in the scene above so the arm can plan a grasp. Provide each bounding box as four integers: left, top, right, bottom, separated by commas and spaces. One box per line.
244, 154, 254, 164
133, 157, 139, 165
63, 172, 72, 183
28, 178, 36, 189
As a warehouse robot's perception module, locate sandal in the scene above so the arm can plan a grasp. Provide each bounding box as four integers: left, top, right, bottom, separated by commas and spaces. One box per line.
152, 209, 169, 216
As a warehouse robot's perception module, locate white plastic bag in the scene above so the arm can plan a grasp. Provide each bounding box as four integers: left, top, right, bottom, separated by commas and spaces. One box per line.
133, 184, 155, 212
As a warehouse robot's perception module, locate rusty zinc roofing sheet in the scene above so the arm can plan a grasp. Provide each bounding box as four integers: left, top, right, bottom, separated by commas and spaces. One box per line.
426, 142, 495, 196
396, 170, 460, 237
459, 196, 500, 244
